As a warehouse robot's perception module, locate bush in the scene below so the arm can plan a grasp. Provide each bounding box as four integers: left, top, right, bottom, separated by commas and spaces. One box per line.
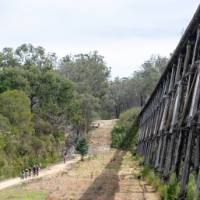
187, 173, 198, 200
139, 165, 181, 200
0, 90, 32, 135
111, 107, 139, 152
164, 173, 180, 200
75, 137, 89, 160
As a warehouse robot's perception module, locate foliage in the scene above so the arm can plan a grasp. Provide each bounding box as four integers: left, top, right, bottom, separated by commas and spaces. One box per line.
75, 137, 89, 160
187, 173, 198, 200
78, 93, 100, 132
0, 113, 11, 132
0, 43, 56, 69
0, 90, 32, 135
0, 44, 80, 179
60, 52, 167, 120
59, 52, 110, 121
164, 174, 180, 200
0, 188, 47, 200
108, 55, 168, 118
0, 43, 168, 180
59, 52, 110, 99
136, 55, 168, 103
139, 165, 180, 200
111, 107, 139, 152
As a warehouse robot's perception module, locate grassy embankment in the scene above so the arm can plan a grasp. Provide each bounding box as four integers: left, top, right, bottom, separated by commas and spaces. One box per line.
111, 107, 198, 200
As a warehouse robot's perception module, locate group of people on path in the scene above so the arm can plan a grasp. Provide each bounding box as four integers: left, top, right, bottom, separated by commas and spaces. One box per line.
21, 165, 40, 179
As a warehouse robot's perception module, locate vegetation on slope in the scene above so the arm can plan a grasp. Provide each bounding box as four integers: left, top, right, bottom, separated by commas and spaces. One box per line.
111, 110, 199, 199
0, 44, 109, 179
111, 109, 184, 200
111, 108, 139, 152
0, 43, 167, 179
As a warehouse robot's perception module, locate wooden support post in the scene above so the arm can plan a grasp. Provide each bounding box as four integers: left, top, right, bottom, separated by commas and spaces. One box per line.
159, 66, 176, 172
179, 127, 195, 199
196, 116, 200, 198
175, 55, 183, 83
173, 70, 197, 176
194, 129, 200, 173
182, 42, 192, 76
155, 76, 171, 169
179, 63, 200, 198
164, 80, 183, 177
155, 95, 169, 169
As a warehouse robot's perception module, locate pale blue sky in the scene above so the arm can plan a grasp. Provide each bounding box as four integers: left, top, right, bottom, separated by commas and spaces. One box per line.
0, 0, 199, 77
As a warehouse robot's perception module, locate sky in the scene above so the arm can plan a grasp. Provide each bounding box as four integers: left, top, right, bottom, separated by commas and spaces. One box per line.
0, 0, 200, 78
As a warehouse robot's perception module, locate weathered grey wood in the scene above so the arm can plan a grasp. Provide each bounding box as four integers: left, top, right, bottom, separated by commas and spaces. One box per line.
155, 77, 171, 168
164, 80, 183, 176
158, 67, 176, 171
173, 130, 185, 177
192, 26, 200, 65
179, 63, 200, 196
155, 94, 170, 169
137, 11, 200, 199
182, 42, 192, 76
179, 128, 195, 196
158, 134, 167, 172
194, 131, 200, 173
175, 55, 183, 83
184, 26, 200, 105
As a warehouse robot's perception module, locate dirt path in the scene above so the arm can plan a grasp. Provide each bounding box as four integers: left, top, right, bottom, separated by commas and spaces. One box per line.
0, 119, 160, 200
0, 156, 81, 191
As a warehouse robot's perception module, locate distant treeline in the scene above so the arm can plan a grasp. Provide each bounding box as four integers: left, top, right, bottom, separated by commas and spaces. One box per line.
0, 43, 167, 179
108, 55, 168, 117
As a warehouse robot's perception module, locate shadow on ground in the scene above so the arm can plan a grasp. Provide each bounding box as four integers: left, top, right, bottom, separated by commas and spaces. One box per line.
79, 150, 126, 200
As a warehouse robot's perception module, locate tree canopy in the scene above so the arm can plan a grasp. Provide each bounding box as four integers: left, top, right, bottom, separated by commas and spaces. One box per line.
0, 43, 168, 179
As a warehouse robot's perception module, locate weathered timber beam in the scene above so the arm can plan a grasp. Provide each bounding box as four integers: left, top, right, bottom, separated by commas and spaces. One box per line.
179, 62, 200, 197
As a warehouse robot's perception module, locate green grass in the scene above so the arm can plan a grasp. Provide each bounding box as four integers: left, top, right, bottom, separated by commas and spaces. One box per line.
139, 165, 180, 200
0, 188, 47, 200
111, 107, 139, 151
187, 173, 198, 200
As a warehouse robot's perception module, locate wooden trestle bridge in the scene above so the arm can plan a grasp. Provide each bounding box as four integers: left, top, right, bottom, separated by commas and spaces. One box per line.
137, 5, 200, 199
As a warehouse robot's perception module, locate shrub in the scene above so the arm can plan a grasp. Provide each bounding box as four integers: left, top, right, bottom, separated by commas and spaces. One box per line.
140, 166, 180, 200
187, 173, 197, 200
75, 137, 89, 160
164, 173, 180, 200
111, 107, 139, 152
0, 90, 32, 135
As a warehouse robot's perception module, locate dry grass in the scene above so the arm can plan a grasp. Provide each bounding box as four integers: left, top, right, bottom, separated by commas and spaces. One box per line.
0, 120, 160, 200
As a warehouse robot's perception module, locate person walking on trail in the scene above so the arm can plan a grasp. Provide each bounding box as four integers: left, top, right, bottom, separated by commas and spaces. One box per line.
28, 167, 32, 177
32, 165, 36, 176
21, 170, 25, 179
36, 165, 39, 176
25, 169, 29, 178
64, 151, 67, 163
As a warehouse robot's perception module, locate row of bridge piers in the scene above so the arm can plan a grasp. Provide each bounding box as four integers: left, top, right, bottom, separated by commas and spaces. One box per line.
137, 5, 200, 199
